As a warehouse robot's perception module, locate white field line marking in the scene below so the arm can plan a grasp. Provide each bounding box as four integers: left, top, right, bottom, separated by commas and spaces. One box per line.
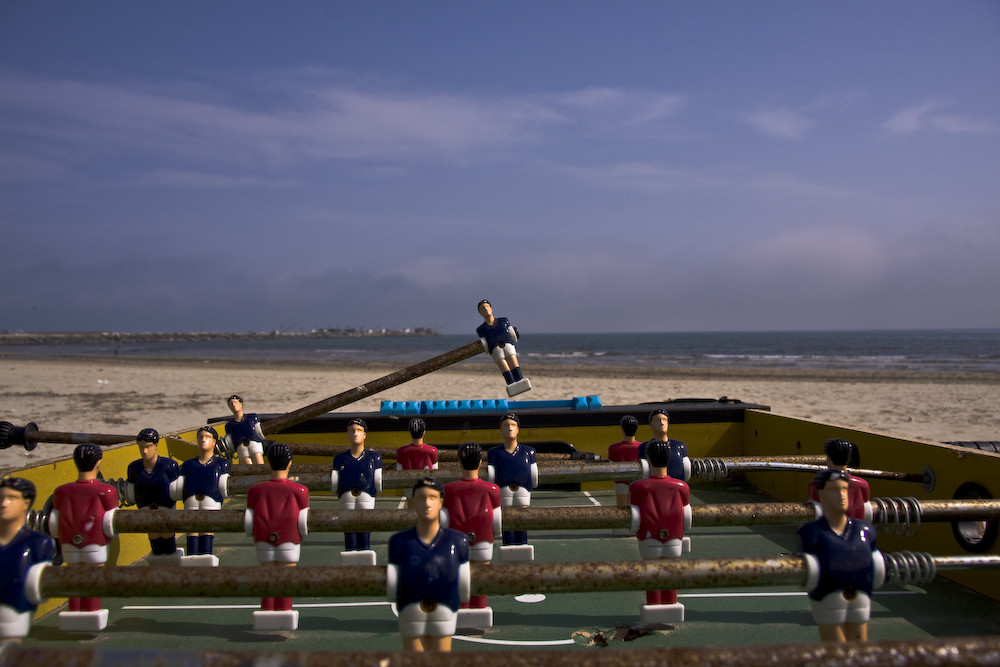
582, 491, 603, 506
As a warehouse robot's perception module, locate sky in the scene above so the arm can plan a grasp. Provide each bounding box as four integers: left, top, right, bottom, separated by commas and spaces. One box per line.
1, 2, 998, 335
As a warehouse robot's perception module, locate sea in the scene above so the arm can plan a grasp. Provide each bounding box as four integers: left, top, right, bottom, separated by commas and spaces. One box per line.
4, 329, 999, 375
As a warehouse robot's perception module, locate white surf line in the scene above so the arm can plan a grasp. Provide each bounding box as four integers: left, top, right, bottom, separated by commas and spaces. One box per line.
455, 636, 575, 647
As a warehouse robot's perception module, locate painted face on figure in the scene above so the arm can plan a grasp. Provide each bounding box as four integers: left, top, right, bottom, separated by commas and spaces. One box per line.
198, 430, 216, 453
412, 486, 443, 524
651, 413, 669, 439
228, 397, 243, 418
347, 424, 366, 448
478, 301, 493, 322
500, 418, 519, 441
0, 488, 30, 523
819, 477, 851, 517
138, 440, 158, 463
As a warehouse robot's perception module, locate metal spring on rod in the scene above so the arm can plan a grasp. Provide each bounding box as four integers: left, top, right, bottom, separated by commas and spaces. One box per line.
872, 496, 922, 536
691, 458, 728, 482
884, 550, 937, 587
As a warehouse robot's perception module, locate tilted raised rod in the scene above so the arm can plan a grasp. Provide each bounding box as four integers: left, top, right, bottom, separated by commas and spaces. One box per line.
259, 340, 483, 435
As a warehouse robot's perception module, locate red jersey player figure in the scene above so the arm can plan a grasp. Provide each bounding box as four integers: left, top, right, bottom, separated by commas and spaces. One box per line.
49, 444, 119, 632
396, 418, 439, 499
608, 415, 641, 535
245, 443, 309, 632
442, 442, 501, 630
476, 299, 531, 397
1, 477, 55, 643
629, 439, 691, 625
798, 470, 885, 642
807, 438, 872, 522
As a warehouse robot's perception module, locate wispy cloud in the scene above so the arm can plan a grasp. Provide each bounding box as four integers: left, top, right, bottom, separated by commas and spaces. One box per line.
883, 100, 997, 136
743, 106, 814, 139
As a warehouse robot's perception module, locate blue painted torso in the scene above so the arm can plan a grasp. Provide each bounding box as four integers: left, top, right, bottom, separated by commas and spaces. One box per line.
389, 526, 469, 612
333, 449, 383, 497
487, 444, 536, 490
180, 456, 231, 502
0, 526, 55, 613
796, 516, 878, 601
127, 456, 180, 508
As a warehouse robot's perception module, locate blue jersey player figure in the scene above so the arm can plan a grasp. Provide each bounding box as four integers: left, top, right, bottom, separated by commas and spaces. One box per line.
486, 413, 537, 561
476, 299, 531, 397
125, 428, 182, 565
638, 409, 691, 482
223, 395, 266, 466
331, 418, 382, 566
0, 478, 55, 643
388, 477, 470, 652
171, 426, 231, 566
797, 470, 886, 642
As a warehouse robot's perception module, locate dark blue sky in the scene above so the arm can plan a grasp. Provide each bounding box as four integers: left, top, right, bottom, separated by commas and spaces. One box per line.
2, 1, 998, 333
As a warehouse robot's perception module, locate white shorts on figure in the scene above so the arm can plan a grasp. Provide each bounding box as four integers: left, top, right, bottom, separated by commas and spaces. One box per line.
397, 601, 458, 638
490, 343, 517, 364
339, 491, 375, 510
810, 590, 872, 625
639, 538, 683, 560
237, 441, 264, 461
61, 543, 109, 565
470, 541, 494, 562
0, 605, 32, 640
185, 496, 223, 511
255, 542, 301, 564
499, 486, 531, 507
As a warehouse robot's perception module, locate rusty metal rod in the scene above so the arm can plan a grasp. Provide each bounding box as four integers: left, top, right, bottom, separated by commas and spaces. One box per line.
104, 498, 1000, 535
226, 453, 828, 474
38, 555, 808, 598
693, 459, 927, 484
259, 341, 484, 435
227, 461, 646, 494
0, 421, 134, 452
4, 636, 1000, 667
35, 552, 1000, 600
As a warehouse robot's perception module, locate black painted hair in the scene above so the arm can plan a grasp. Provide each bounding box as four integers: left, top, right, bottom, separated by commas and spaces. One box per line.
73, 443, 103, 472
620, 415, 639, 437
137, 428, 160, 444
413, 476, 445, 497
824, 438, 854, 467
266, 442, 293, 471
645, 440, 672, 469
408, 418, 426, 439
458, 442, 482, 471
813, 468, 850, 490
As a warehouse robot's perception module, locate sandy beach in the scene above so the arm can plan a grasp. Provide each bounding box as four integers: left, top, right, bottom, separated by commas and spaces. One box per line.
2, 355, 999, 471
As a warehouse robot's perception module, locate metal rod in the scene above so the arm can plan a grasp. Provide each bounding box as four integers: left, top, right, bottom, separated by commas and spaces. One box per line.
102, 498, 1000, 535
694, 460, 927, 484
259, 341, 484, 435
38, 555, 809, 599
4, 636, 1000, 667
36, 553, 1000, 600
0, 421, 133, 451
